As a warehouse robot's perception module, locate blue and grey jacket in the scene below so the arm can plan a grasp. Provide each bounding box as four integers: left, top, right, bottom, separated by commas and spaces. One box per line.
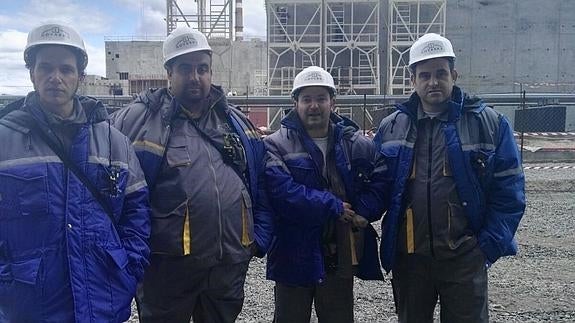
112, 85, 273, 265
264, 110, 388, 286
374, 86, 526, 272
0, 93, 150, 322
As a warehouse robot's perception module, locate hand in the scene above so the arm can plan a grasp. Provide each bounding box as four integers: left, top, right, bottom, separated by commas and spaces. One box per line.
351, 214, 368, 229
338, 202, 357, 223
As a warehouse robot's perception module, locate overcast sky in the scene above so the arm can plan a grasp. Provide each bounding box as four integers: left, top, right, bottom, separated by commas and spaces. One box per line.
0, 0, 266, 95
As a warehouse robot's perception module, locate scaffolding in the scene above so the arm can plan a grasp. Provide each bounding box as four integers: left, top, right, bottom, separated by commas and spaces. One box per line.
166, 0, 234, 39
388, 0, 446, 95
266, 0, 380, 96
253, 69, 269, 96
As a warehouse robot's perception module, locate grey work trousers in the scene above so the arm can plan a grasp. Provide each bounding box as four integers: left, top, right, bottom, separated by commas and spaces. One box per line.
392, 246, 488, 323
136, 255, 249, 323
273, 273, 354, 323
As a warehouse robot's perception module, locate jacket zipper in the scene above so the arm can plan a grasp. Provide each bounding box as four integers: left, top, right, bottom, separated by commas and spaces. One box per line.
202, 139, 224, 260
427, 120, 435, 258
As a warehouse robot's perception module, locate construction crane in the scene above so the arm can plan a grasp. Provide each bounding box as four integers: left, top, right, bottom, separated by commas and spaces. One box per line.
165, 0, 243, 40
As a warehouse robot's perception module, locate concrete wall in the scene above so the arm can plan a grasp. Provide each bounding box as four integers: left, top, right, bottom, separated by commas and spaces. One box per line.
78, 75, 128, 96
104, 39, 267, 96
105, 41, 165, 80
210, 38, 267, 95
446, 0, 575, 95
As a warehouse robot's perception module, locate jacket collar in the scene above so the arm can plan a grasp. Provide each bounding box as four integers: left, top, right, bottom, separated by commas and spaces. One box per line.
20, 91, 108, 125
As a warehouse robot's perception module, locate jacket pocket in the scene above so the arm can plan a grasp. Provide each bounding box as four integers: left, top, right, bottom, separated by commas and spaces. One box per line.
0, 256, 42, 285
105, 247, 129, 270
91, 163, 129, 221
150, 199, 188, 255
380, 145, 400, 181
288, 165, 319, 187
88, 245, 137, 321
447, 201, 474, 250
166, 136, 192, 168
469, 148, 495, 187
0, 169, 49, 219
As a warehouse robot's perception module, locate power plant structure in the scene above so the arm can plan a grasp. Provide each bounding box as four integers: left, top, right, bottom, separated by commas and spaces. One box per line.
89, 0, 575, 129
104, 0, 266, 98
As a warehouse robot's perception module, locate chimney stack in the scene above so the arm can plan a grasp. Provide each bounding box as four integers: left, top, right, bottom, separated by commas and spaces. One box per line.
235, 0, 244, 40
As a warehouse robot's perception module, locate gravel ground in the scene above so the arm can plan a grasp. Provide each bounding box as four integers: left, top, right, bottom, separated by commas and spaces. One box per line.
129, 162, 575, 322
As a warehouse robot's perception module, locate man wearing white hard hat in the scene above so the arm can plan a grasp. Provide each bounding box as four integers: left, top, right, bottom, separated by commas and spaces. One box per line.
374, 33, 525, 322
112, 26, 273, 322
263, 66, 388, 322
0, 23, 151, 321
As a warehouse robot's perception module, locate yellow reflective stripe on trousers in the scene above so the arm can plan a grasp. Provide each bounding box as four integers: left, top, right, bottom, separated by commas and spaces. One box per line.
350, 227, 358, 265
241, 201, 251, 247
406, 208, 415, 254
183, 206, 191, 255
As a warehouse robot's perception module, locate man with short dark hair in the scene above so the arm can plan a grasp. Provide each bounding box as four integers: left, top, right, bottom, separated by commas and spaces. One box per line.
0, 23, 151, 322
374, 33, 526, 323
264, 66, 388, 323
112, 26, 273, 322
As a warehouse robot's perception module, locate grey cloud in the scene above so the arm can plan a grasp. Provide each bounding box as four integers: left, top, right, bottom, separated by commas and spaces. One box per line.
0, 0, 112, 34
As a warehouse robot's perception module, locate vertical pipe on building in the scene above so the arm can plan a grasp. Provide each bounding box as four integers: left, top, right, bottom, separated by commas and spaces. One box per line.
198, 0, 206, 34
321, 0, 326, 68
166, 0, 173, 36
235, 0, 243, 40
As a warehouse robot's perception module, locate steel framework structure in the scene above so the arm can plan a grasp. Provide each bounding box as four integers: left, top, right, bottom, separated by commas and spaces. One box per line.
266, 0, 380, 128
266, 0, 380, 96
166, 0, 234, 38
388, 0, 446, 95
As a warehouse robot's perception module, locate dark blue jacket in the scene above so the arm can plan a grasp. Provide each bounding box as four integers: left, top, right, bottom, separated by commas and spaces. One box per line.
374, 86, 526, 272
264, 110, 388, 286
0, 93, 150, 322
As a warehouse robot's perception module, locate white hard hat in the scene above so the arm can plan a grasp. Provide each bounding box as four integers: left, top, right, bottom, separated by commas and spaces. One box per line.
163, 26, 212, 67
408, 33, 455, 67
291, 66, 336, 96
24, 23, 88, 70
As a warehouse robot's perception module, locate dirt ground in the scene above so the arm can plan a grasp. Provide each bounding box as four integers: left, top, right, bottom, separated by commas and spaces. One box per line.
129, 162, 575, 322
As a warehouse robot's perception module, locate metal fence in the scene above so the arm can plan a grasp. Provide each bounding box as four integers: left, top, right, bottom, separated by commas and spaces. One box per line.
2, 93, 575, 133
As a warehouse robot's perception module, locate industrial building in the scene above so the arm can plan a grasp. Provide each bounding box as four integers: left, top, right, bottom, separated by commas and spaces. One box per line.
82, 0, 575, 129
100, 0, 266, 98
103, 37, 266, 97
267, 0, 575, 96
94, 0, 575, 97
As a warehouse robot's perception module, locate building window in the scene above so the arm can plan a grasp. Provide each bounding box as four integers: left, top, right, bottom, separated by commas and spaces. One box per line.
119, 72, 129, 80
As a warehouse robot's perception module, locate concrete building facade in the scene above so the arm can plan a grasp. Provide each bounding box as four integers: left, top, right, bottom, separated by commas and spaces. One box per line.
103, 38, 266, 97
384, 0, 575, 95
105, 40, 167, 96
446, 0, 575, 94
78, 75, 128, 97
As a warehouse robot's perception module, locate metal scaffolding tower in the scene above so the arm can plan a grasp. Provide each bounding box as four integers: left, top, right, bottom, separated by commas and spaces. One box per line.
165, 0, 237, 39
266, 0, 380, 96
388, 0, 446, 95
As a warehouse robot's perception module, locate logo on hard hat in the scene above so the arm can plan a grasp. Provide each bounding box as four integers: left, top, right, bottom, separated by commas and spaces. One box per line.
176, 35, 198, 49
41, 26, 70, 40
420, 41, 444, 55
304, 71, 323, 82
